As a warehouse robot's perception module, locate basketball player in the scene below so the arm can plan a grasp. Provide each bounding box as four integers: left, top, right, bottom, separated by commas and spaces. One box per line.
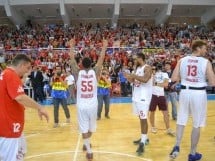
169, 40, 215, 161
69, 38, 108, 161
0, 54, 49, 161
124, 53, 153, 155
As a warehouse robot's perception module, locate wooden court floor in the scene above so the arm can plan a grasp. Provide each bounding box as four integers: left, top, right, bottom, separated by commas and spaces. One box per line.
24, 101, 215, 161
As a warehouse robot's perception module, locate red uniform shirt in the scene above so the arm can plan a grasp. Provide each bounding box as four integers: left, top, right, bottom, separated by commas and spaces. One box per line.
0, 68, 25, 138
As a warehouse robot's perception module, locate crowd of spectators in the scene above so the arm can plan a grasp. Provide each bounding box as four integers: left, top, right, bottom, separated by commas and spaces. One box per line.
0, 22, 214, 97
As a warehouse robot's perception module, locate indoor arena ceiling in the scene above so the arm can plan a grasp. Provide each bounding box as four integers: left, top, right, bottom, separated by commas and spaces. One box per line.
0, 3, 214, 25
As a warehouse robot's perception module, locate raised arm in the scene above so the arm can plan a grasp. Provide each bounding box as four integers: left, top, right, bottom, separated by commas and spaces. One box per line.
94, 39, 108, 76
69, 39, 80, 78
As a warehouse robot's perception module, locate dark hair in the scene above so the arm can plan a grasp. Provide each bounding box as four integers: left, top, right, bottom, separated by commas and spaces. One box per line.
11, 54, 31, 66
165, 61, 171, 65
136, 53, 145, 61
82, 57, 92, 69
191, 40, 207, 52
156, 63, 163, 70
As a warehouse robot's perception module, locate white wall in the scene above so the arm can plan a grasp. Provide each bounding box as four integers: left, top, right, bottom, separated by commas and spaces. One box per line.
172, 0, 215, 6
65, 0, 114, 4
0, 0, 4, 6
8, 0, 59, 5
7, 0, 215, 6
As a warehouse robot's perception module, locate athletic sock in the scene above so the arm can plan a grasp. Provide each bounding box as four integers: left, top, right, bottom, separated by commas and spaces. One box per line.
141, 134, 147, 144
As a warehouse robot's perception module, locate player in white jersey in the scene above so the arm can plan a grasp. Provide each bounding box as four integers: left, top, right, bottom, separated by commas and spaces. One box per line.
124, 53, 152, 155
170, 40, 215, 161
70, 38, 108, 161
76, 69, 98, 134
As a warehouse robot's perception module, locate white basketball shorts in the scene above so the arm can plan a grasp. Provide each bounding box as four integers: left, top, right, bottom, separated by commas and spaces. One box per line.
0, 133, 26, 161
77, 105, 98, 134
132, 101, 150, 119
177, 89, 207, 128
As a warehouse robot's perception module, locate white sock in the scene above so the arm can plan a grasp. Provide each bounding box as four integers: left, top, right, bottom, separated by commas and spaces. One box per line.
84, 138, 92, 153
141, 134, 147, 144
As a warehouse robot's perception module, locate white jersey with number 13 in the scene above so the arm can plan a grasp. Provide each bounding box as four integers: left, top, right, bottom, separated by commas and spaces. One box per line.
180, 56, 208, 87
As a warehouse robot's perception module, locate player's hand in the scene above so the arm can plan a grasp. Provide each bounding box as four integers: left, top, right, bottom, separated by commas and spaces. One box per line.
38, 107, 49, 122
124, 73, 134, 83
69, 38, 75, 48
113, 40, 120, 47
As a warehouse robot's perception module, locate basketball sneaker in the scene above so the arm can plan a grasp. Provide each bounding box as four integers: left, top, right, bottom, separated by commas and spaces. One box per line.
136, 142, 144, 156
53, 123, 59, 128
105, 115, 110, 119
133, 138, 141, 145
86, 153, 93, 161
145, 138, 149, 145
133, 138, 149, 145
66, 118, 70, 123
166, 128, 176, 137
151, 127, 157, 133
188, 152, 202, 161
169, 146, 180, 159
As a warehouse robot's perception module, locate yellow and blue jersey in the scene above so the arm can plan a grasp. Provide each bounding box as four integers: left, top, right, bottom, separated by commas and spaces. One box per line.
51, 80, 68, 99
97, 79, 111, 95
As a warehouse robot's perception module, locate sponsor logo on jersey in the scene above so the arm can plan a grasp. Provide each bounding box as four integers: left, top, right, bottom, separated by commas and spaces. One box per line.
17, 85, 24, 93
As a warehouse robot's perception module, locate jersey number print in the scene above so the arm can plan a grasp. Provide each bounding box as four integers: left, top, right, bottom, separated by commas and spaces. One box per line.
187, 65, 197, 76
13, 123, 21, 133
81, 80, 93, 92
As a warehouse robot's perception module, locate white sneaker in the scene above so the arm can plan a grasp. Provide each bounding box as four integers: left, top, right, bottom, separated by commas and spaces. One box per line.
166, 128, 175, 136
151, 127, 157, 133
66, 118, 70, 123
53, 123, 59, 128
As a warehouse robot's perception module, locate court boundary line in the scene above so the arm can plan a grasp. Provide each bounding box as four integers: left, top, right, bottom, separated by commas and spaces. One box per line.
73, 134, 81, 161
25, 150, 153, 161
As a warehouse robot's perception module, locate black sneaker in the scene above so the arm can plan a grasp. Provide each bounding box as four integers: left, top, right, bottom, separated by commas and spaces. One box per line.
133, 139, 141, 145
105, 115, 110, 119
86, 153, 93, 161
136, 142, 144, 156
145, 139, 149, 145
133, 138, 149, 145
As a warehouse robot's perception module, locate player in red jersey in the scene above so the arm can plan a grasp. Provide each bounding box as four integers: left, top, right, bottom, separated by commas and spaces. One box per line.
0, 54, 49, 161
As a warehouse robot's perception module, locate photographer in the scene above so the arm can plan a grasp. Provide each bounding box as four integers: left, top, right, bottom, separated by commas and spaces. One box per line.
51, 66, 71, 127
97, 69, 111, 120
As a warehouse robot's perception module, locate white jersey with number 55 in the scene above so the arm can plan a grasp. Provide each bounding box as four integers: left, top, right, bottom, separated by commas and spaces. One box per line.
180, 55, 208, 87
76, 69, 98, 108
